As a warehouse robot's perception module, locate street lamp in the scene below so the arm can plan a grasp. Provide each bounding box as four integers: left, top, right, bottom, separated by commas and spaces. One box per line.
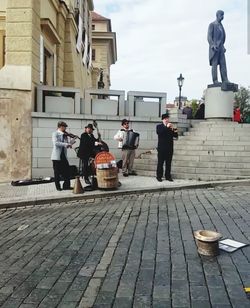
177, 73, 184, 109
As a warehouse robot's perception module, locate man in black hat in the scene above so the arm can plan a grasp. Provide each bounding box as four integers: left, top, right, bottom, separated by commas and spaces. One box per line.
77, 123, 102, 184
156, 113, 178, 182
51, 121, 75, 191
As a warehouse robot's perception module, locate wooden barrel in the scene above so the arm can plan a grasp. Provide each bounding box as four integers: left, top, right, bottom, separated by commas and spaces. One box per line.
96, 167, 118, 189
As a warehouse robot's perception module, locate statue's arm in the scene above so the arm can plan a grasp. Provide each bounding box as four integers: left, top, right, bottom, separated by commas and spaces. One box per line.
208, 23, 218, 51
207, 23, 214, 46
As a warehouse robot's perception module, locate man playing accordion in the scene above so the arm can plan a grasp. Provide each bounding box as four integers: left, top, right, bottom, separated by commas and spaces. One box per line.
114, 119, 139, 177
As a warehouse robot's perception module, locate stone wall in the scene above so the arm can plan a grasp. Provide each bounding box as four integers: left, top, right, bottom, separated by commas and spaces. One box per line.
32, 113, 162, 177
0, 90, 32, 182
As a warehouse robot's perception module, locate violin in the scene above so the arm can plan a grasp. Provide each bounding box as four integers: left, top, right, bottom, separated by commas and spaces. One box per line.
64, 131, 80, 139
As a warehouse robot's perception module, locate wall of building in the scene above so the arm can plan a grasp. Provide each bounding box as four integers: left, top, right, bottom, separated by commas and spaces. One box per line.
92, 42, 110, 87
0, 0, 7, 12
0, 0, 91, 183
41, 0, 57, 28
93, 21, 107, 32
0, 90, 32, 182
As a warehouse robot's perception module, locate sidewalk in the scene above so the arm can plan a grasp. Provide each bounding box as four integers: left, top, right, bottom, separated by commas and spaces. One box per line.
1, 175, 250, 208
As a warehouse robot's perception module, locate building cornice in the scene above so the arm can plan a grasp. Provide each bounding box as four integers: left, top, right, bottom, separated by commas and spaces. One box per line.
58, 1, 68, 19
41, 18, 61, 44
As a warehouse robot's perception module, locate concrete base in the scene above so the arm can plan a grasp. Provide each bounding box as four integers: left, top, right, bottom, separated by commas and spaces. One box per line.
205, 85, 234, 119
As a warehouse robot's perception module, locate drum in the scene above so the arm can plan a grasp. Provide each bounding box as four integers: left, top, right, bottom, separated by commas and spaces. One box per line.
94, 151, 118, 189
96, 168, 118, 189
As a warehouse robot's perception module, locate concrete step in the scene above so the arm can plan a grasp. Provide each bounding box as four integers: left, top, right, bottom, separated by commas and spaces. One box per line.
183, 131, 250, 137
174, 144, 250, 151
179, 135, 250, 141
174, 150, 250, 157
174, 155, 250, 163
136, 153, 250, 163
172, 166, 250, 176
176, 139, 250, 146
134, 121, 250, 181
135, 156, 250, 167
135, 169, 250, 181
191, 121, 240, 127
172, 173, 250, 181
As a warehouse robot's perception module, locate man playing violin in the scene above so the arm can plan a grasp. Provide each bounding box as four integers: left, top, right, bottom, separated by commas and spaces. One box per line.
51, 121, 76, 191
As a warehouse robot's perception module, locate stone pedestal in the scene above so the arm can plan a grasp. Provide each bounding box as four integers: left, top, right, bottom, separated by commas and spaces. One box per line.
205, 84, 235, 119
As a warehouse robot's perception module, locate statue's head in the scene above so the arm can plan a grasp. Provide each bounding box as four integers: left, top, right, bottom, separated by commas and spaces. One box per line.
216, 10, 224, 22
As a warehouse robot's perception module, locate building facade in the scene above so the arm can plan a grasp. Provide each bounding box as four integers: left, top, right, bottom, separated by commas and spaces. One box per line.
0, 0, 97, 182
91, 11, 117, 89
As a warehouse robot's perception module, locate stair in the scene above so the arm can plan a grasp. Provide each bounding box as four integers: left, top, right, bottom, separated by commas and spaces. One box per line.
134, 121, 250, 181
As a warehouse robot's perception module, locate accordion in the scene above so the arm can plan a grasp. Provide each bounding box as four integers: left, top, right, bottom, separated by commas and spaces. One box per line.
122, 130, 140, 150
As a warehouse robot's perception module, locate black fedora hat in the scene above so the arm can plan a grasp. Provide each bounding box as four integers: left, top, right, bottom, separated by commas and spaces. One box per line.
161, 112, 170, 120
85, 123, 95, 130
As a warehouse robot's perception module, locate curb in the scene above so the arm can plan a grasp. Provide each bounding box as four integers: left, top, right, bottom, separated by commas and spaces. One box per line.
1, 179, 250, 209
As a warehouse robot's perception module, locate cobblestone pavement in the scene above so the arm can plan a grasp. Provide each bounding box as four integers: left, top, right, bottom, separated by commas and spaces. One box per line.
0, 186, 249, 308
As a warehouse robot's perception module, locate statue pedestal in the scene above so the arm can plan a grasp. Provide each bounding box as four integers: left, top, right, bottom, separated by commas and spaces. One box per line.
205, 84, 235, 120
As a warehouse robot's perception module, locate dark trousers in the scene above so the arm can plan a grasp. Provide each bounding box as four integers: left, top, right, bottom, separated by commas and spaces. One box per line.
211, 48, 228, 83
82, 158, 90, 180
156, 150, 173, 179
52, 152, 70, 190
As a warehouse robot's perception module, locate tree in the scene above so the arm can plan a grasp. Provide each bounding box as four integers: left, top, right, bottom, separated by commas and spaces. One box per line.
234, 86, 250, 121
189, 99, 199, 118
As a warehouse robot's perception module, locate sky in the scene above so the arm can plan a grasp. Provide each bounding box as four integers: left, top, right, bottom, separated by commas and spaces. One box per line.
93, 0, 250, 102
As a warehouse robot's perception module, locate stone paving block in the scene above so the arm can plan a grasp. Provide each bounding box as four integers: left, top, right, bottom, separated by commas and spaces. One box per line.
153, 285, 170, 300
23, 288, 49, 304
69, 277, 89, 292
61, 290, 83, 303
0, 298, 23, 308
112, 297, 133, 308
191, 300, 211, 308
38, 294, 62, 308
208, 287, 231, 305
172, 291, 191, 307
36, 276, 58, 290
190, 285, 209, 301
93, 291, 115, 306
57, 303, 78, 308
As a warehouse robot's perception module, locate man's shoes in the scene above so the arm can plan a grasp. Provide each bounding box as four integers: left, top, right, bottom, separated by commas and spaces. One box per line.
63, 187, 73, 190
84, 178, 91, 185
128, 171, 137, 176
165, 177, 173, 182
56, 187, 62, 191
123, 172, 129, 177
156, 177, 162, 182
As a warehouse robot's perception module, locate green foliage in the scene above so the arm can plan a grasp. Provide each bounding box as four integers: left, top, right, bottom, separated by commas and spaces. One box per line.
234, 86, 250, 121
189, 99, 199, 118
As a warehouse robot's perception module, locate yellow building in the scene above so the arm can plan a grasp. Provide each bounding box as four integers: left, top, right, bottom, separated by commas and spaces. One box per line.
91, 11, 117, 89
0, 0, 98, 182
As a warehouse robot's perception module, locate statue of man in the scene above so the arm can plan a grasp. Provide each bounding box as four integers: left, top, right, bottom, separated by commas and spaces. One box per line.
208, 10, 229, 84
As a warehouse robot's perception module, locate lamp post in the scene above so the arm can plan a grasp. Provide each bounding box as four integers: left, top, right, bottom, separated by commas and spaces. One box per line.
177, 73, 184, 109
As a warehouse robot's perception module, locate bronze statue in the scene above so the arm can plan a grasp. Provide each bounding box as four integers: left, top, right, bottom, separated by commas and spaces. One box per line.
208, 10, 228, 84
98, 68, 105, 89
